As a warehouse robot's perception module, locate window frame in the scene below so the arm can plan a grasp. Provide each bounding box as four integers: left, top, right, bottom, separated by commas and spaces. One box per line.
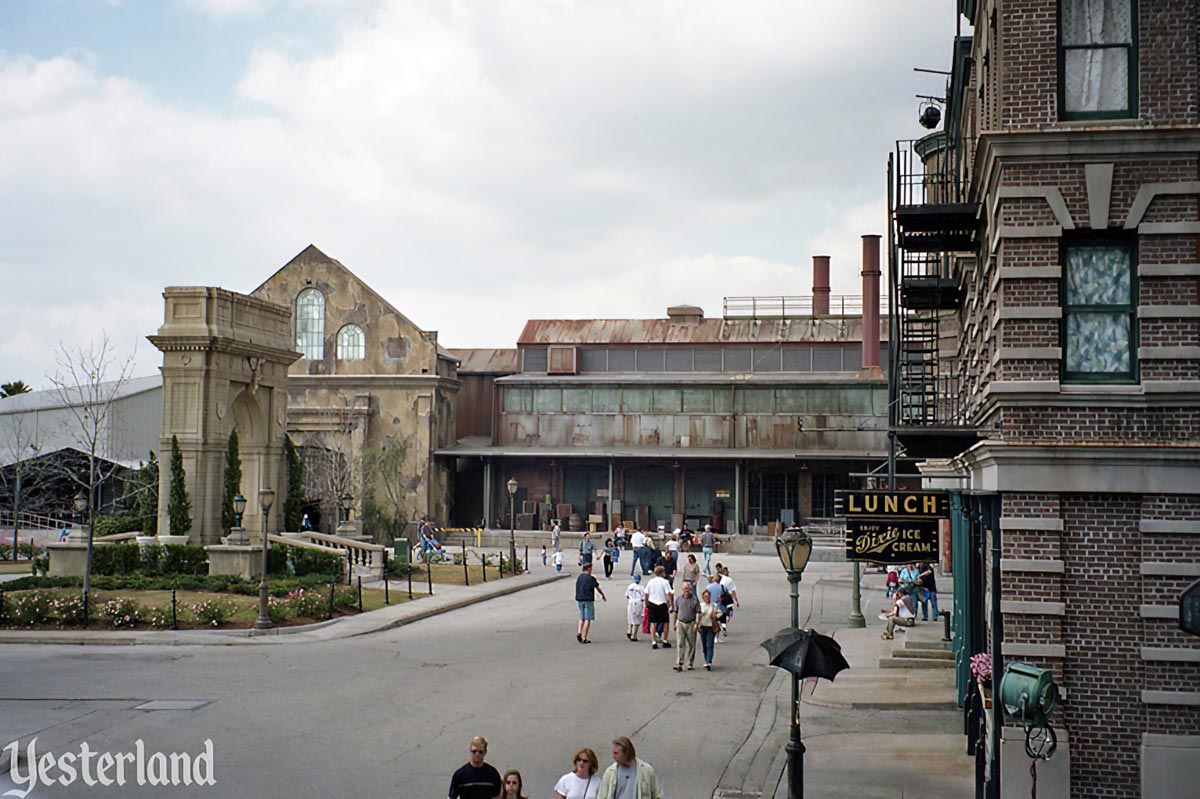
1060, 234, 1138, 384
336, 324, 365, 360
1057, 0, 1139, 121
295, 288, 326, 361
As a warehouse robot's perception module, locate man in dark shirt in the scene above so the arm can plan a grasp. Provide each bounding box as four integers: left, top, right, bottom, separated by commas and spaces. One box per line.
917, 561, 939, 621
448, 736, 502, 799
575, 561, 607, 644
672, 582, 701, 671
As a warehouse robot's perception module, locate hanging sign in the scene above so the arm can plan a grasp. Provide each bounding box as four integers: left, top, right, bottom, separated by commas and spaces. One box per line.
834, 490, 948, 564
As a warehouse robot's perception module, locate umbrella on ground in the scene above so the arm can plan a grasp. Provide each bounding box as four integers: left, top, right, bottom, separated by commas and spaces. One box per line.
760, 628, 851, 681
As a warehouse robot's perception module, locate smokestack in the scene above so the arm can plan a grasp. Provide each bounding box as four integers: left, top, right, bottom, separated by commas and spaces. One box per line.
860, 235, 883, 377
812, 255, 831, 316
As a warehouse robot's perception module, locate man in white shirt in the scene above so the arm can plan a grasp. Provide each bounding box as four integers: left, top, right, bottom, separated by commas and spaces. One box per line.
629, 529, 647, 576
718, 564, 739, 640
643, 565, 673, 650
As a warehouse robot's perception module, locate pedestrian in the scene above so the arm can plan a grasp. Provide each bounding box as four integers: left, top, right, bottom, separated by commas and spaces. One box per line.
638, 539, 657, 577
448, 736, 503, 799
885, 565, 899, 598
666, 532, 679, 554
629, 528, 646, 576
700, 524, 718, 573
502, 769, 528, 799
661, 547, 677, 588
680, 553, 700, 594
552, 522, 562, 555
881, 587, 916, 639
705, 574, 726, 642
542, 545, 548, 567
899, 562, 920, 598
644, 565, 673, 650
672, 582, 700, 671
624, 573, 645, 641
575, 561, 607, 644
579, 531, 596, 568
917, 561, 939, 621
553, 547, 564, 573
554, 747, 600, 799
679, 524, 694, 552
596, 736, 663, 799
614, 526, 627, 550
697, 588, 720, 670
602, 537, 616, 579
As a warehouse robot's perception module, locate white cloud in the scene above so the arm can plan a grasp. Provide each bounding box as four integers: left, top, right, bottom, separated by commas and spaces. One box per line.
0, 0, 955, 384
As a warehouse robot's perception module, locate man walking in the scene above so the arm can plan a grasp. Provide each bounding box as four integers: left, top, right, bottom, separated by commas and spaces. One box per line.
643, 565, 673, 650
629, 528, 646, 576
448, 736, 503, 799
917, 561, 939, 621
579, 531, 596, 568
700, 524, 717, 574
672, 582, 700, 671
597, 736, 663, 799
718, 564, 740, 640
575, 561, 607, 644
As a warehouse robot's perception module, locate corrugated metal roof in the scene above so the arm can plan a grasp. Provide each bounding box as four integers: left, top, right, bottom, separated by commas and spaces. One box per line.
517, 317, 889, 345
448, 348, 519, 374
0, 375, 162, 415
436, 443, 886, 459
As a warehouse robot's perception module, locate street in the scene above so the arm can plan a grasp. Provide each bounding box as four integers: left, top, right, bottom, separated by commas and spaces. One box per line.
0, 555, 968, 797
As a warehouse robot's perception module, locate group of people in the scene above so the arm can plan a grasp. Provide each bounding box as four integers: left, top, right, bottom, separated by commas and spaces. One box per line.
448, 735, 664, 799
880, 561, 939, 639
573, 550, 740, 671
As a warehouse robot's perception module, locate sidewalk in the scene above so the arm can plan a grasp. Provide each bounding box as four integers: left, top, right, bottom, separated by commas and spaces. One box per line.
0, 570, 567, 647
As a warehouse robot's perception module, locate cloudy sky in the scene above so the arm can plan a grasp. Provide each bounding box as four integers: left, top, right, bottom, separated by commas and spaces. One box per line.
1, 0, 955, 388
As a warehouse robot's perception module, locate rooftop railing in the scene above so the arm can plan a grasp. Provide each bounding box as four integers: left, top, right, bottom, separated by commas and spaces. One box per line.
723, 294, 888, 320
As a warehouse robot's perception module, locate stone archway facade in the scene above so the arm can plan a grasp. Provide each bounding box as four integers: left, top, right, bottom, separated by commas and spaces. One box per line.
149, 287, 300, 546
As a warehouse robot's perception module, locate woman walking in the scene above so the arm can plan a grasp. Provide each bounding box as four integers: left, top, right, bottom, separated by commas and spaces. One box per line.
554, 748, 600, 799
502, 769, 528, 799
697, 588, 721, 670
602, 537, 616, 579
680, 553, 701, 594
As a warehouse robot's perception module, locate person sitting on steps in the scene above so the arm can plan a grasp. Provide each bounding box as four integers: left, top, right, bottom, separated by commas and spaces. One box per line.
880, 587, 916, 639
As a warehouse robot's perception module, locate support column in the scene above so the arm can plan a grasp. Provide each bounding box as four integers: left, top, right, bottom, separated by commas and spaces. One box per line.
483, 459, 492, 528
607, 461, 614, 529
799, 467, 813, 522
733, 461, 742, 535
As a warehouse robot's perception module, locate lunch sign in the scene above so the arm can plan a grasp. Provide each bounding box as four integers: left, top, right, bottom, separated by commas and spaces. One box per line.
833, 490, 949, 564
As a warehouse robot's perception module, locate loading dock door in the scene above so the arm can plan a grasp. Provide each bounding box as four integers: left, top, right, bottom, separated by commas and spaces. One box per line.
684, 466, 734, 533
563, 464, 609, 521
622, 465, 675, 532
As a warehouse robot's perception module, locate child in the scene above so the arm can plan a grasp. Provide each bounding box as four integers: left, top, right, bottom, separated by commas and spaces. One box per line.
885, 566, 899, 598
541, 544, 548, 567
624, 573, 645, 641
553, 547, 563, 573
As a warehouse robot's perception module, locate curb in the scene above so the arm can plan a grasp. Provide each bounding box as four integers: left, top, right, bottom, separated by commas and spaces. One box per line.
0, 573, 568, 647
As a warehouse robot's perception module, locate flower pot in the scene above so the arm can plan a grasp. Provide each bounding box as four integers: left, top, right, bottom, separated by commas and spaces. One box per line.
134, 535, 157, 548
157, 535, 190, 546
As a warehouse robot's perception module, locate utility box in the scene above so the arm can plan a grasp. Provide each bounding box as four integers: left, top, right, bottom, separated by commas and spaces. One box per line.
393, 539, 409, 566
1000, 662, 1059, 727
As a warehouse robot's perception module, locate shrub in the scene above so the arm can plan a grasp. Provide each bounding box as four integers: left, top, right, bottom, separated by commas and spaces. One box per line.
10, 590, 54, 627
332, 585, 358, 610
92, 544, 142, 576
93, 512, 143, 538
145, 607, 174, 630
51, 593, 88, 626
189, 598, 236, 627
266, 596, 288, 624
291, 547, 343, 578
0, 542, 44, 560
266, 544, 290, 576
98, 597, 142, 629
138, 544, 163, 575
285, 587, 326, 618
160, 545, 208, 576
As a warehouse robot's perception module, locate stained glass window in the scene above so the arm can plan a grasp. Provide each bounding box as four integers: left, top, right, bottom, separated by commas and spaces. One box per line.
1063, 241, 1136, 382
336, 324, 364, 360
295, 289, 325, 360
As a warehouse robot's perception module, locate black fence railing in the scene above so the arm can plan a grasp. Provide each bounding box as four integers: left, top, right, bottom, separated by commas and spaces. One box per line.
894, 135, 975, 208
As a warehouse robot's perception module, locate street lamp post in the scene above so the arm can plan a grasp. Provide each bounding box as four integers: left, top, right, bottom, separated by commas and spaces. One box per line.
228, 494, 248, 545
506, 478, 518, 572
255, 487, 276, 630
339, 493, 353, 526
775, 526, 813, 799
848, 561, 866, 628
73, 489, 89, 625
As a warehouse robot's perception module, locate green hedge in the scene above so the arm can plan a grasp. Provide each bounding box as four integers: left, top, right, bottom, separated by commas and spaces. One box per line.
93, 512, 145, 538
91, 544, 209, 577
0, 573, 344, 597
264, 544, 343, 579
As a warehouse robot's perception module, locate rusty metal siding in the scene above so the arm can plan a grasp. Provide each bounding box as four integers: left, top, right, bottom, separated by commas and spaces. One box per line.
454, 374, 495, 439
517, 317, 891, 345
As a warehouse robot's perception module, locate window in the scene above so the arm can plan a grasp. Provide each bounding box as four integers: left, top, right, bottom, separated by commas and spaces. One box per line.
1062, 239, 1137, 382
1059, 0, 1137, 119
336, 324, 364, 360
295, 289, 325, 360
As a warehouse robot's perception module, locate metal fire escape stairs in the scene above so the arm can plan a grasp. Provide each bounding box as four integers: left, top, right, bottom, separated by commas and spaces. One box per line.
887, 133, 982, 461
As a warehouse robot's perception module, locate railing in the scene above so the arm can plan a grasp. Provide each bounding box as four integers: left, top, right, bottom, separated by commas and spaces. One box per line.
894, 135, 976, 208
278, 530, 386, 574
723, 294, 889, 320
0, 510, 77, 531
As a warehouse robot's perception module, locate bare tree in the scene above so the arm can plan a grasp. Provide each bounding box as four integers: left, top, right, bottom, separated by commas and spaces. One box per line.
47, 335, 138, 606
297, 393, 367, 534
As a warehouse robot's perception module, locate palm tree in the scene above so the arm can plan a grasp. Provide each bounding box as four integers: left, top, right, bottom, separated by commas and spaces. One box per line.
0, 381, 32, 398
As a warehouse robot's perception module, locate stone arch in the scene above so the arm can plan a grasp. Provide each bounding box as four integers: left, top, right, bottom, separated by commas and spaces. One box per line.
229, 389, 270, 536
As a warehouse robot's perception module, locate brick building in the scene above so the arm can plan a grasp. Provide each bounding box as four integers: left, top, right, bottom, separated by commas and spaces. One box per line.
890, 1, 1200, 797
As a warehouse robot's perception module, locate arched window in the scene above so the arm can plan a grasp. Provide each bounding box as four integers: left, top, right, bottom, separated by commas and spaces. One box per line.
295, 289, 325, 360
337, 324, 365, 360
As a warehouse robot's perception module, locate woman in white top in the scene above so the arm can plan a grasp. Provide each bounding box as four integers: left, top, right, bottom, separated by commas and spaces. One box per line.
624, 574, 645, 641
697, 588, 721, 670
554, 747, 600, 799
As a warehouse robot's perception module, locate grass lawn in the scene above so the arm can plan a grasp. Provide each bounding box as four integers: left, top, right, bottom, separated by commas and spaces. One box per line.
405, 562, 524, 587
0, 562, 32, 575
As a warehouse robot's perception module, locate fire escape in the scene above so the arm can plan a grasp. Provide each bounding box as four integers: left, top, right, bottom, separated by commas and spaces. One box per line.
887, 131, 981, 459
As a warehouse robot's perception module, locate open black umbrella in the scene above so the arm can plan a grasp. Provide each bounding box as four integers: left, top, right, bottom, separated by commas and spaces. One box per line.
760, 628, 850, 680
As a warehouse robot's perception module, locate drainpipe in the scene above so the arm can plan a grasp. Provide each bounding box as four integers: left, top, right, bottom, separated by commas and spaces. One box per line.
860, 235, 883, 377
812, 255, 831, 316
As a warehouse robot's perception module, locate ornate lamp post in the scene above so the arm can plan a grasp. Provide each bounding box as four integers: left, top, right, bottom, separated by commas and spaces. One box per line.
255, 487, 276, 630
339, 493, 353, 525
775, 525, 813, 799
506, 478, 518, 571
228, 493, 248, 545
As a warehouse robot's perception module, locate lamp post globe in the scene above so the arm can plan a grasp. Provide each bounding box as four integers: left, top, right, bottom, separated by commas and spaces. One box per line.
339, 493, 353, 524
255, 488, 276, 630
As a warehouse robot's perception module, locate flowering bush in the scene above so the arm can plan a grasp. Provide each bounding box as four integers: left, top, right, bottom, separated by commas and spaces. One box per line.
333, 586, 358, 610
970, 652, 993, 681
51, 593, 89, 626
267, 596, 288, 624
286, 588, 326, 619
10, 590, 54, 627
189, 599, 235, 627
99, 597, 142, 629
145, 607, 174, 630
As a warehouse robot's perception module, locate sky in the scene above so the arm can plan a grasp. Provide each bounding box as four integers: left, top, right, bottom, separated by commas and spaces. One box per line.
1, 0, 958, 389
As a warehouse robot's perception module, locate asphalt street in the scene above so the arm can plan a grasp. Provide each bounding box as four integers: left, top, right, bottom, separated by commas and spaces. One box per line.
0, 555, 961, 798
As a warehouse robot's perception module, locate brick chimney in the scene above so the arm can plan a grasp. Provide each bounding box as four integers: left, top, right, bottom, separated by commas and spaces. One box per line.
860, 235, 883, 377
812, 255, 831, 316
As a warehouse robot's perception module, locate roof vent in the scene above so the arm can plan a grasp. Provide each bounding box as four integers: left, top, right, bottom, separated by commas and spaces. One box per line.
667, 304, 704, 323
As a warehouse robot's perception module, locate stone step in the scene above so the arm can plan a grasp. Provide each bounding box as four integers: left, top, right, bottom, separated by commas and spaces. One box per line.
903, 640, 952, 652
878, 656, 956, 669
893, 648, 954, 660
